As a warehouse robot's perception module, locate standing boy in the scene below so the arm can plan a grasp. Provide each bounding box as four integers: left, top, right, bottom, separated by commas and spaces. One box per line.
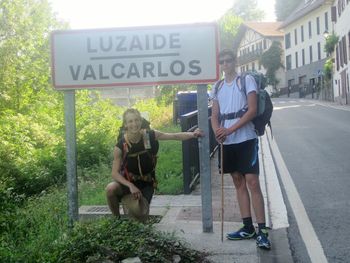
210, 49, 271, 250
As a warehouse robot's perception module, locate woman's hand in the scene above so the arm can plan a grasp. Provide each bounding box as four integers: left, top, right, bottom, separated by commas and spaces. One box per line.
193, 128, 204, 138
129, 184, 142, 200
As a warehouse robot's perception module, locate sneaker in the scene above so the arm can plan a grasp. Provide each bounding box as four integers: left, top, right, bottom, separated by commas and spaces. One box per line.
226, 226, 256, 240
256, 229, 271, 250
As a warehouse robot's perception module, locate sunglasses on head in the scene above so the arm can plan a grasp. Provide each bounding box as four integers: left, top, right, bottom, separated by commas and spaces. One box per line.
219, 58, 234, 65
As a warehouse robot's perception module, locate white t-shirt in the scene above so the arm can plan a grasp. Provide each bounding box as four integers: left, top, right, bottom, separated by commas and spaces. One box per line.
210, 75, 258, 144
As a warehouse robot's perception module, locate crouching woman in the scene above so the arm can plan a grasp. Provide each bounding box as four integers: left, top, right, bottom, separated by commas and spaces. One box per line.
106, 108, 203, 222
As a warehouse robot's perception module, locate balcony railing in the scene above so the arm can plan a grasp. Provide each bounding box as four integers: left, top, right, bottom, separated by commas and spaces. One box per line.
237, 49, 263, 65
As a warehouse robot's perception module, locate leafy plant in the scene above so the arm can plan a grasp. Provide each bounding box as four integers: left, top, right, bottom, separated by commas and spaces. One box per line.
324, 33, 339, 56
53, 218, 206, 262
260, 41, 284, 92
324, 58, 333, 81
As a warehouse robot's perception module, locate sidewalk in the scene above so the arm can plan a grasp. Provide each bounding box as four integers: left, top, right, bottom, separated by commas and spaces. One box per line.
79, 134, 293, 262
152, 136, 293, 263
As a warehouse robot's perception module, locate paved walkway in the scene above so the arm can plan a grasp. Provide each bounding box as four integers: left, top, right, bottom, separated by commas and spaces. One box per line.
79, 134, 293, 262
153, 134, 292, 263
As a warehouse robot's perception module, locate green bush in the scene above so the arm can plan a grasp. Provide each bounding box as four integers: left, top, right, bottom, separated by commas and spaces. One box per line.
0, 187, 68, 262
75, 91, 123, 168
324, 58, 333, 81
0, 113, 62, 196
324, 33, 339, 55
52, 218, 205, 263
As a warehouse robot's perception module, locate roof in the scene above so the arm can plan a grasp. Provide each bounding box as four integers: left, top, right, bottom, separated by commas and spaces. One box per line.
279, 0, 332, 28
243, 22, 284, 37
232, 22, 283, 52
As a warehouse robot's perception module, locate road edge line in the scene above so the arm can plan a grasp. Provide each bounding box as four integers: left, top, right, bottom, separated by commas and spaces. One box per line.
267, 133, 328, 263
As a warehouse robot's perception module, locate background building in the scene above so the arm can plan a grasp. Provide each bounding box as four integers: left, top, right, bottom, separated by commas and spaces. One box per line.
234, 22, 285, 94
279, 0, 333, 97
332, 0, 350, 104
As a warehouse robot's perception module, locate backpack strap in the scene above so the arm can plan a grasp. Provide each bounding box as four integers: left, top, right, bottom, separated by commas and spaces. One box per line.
214, 79, 224, 97
120, 130, 158, 187
237, 73, 248, 96
120, 137, 133, 182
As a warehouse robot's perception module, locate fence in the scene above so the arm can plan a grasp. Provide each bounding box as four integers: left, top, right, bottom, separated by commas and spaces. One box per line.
280, 83, 320, 99
180, 107, 218, 194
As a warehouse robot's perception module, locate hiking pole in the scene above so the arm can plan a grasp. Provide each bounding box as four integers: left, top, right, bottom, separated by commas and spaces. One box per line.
220, 141, 224, 242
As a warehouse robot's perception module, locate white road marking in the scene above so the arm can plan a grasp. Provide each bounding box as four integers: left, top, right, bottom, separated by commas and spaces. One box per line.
260, 135, 289, 229
274, 104, 316, 110
267, 133, 328, 263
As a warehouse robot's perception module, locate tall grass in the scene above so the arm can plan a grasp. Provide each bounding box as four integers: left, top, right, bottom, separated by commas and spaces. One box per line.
1, 97, 192, 261
0, 187, 69, 262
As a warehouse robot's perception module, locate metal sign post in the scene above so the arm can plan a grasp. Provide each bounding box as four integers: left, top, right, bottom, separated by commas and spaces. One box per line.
197, 84, 213, 232
64, 90, 78, 228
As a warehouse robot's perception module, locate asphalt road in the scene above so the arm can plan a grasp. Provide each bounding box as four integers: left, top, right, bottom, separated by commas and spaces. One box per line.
271, 98, 350, 263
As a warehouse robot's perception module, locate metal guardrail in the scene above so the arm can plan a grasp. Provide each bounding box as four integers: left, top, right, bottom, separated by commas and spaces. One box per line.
180, 107, 218, 194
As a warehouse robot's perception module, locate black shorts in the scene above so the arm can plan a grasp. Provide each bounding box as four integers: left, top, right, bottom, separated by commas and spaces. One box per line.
220, 138, 259, 175
118, 181, 154, 204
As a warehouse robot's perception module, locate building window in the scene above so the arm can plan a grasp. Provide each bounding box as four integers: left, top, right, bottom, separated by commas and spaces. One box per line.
285, 33, 291, 49
336, 46, 339, 70
316, 17, 320, 35
286, 55, 292, 70
339, 41, 343, 67
258, 62, 262, 70
302, 49, 305, 65
252, 62, 255, 71
348, 32, 350, 61
331, 6, 337, 23
318, 42, 321, 60
342, 36, 347, 65
295, 51, 298, 68
294, 29, 298, 45
309, 45, 313, 63
301, 25, 304, 42
288, 79, 295, 87
263, 39, 267, 49
308, 21, 312, 38
325, 12, 329, 31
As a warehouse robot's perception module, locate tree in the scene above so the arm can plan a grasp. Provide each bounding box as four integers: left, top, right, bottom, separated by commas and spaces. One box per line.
259, 41, 283, 92
275, 0, 303, 21
229, 0, 265, 21
218, 12, 243, 50
0, 0, 66, 113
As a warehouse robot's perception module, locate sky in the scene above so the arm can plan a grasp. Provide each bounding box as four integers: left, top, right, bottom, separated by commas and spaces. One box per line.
49, 0, 276, 30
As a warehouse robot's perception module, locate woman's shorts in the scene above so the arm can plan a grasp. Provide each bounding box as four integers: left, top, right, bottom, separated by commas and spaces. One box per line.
221, 138, 259, 175
118, 181, 154, 204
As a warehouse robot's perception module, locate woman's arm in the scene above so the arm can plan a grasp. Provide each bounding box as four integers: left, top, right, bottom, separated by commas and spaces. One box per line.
111, 146, 142, 199
154, 128, 203, 141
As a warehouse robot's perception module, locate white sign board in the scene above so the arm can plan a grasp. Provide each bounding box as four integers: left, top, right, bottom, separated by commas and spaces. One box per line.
51, 23, 219, 89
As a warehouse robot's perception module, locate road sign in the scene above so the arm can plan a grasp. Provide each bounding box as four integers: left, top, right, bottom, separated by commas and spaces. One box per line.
51, 23, 219, 89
